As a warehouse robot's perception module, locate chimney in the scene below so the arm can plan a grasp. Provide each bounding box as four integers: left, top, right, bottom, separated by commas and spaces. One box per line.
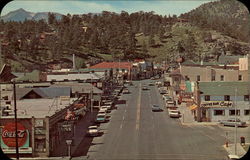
73, 54, 76, 70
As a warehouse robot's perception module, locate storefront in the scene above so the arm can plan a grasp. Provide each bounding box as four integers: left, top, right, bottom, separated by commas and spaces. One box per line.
200, 101, 249, 122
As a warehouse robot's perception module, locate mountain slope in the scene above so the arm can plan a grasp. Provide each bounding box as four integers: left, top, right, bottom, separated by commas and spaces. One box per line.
180, 0, 250, 42
0, 8, 63, 22
1, 8, 33, 21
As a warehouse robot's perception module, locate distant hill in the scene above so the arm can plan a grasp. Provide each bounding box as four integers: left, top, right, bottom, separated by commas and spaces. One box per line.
0, 8, 63, 22
180, 0, 250, 42
0, 1, 250, 72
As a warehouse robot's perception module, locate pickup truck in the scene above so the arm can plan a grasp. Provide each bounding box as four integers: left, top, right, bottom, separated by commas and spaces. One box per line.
219, 118, 247, 127
86, 125, 99, 137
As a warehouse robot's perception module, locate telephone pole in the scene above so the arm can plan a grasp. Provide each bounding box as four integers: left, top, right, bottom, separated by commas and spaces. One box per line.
13, 80, 20, 159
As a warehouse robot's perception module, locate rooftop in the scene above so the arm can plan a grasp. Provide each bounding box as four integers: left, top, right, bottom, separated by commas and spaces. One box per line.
1, 98, 76, 118
199, 82, 250, 96
89, 62, 132, 70
51, 82, 103, 94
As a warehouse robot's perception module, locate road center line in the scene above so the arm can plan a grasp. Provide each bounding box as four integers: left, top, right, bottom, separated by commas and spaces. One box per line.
136, 83, 142, 130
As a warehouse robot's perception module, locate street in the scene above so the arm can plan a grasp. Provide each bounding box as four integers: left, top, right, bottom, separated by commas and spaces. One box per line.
71, 80, 230, 160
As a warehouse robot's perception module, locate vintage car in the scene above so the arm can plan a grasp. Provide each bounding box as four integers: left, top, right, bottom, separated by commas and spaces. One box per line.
219, 118, 247, 127
86, 125, 99, 137
169, 110, 181, 118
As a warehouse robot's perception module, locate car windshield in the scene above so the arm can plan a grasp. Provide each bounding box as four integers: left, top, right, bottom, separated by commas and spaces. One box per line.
3, 1, 249, 160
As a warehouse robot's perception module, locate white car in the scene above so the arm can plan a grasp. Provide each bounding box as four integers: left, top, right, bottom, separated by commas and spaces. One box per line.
219, 118, 247, 127
101, 105, 112, 112
87, 125, 99, 137
169, 110, 181, 118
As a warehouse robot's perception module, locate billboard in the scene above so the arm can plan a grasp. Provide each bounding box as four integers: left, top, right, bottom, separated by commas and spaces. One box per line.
1, 122, 30, 148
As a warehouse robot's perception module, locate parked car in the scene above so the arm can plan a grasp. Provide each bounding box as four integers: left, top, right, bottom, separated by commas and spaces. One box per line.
159, 89, 167, 94
219, 118, 247, 127
123, 88, 130, 94
169, 110, 181, 118
163, 94, 171, 101
166, 100, 176, 108
86, 125, 99, 137
142, 86, 148, 90
155, 81, 162, 87
148, 82, 154, 86
101, 105, 112, 112
151, 104, 162, 112
96, 113, 107, 123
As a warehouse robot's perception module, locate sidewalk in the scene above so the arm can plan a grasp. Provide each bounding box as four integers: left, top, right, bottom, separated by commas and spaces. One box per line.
51, 111, 98, 157
177, 102, 196, 124
223, 143, 247, 158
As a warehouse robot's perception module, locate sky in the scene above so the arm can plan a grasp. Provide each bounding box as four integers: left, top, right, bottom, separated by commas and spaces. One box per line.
1, 0, 215, 16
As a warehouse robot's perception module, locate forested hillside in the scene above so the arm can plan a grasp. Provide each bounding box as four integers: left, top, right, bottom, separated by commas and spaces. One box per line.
180, 0, 250, 42
0, 0, 249, 72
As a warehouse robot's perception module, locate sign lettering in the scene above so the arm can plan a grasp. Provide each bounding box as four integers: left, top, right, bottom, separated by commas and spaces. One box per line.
201, 101, 233, 108
1, 122, 28, 147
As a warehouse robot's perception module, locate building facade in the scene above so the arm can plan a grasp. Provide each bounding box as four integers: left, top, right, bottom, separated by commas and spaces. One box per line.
198, 82, 250, 122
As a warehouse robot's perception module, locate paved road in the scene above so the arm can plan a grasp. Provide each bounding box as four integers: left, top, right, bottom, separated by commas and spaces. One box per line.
83, 80, 229, 160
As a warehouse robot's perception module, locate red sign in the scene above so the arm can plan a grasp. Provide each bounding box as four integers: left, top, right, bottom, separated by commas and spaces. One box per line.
2, 122, 28, 147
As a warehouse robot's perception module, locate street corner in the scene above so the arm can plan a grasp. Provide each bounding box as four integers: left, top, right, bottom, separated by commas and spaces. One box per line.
223, 143, 247, 158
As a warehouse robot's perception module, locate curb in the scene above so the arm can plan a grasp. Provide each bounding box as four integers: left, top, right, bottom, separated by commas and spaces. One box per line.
181, 122, 219, 126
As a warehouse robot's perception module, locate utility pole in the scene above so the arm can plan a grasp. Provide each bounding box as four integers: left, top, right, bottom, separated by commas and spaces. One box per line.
90, 72, 93, 113
234, 87, 238, 155
13, 80, 19, 160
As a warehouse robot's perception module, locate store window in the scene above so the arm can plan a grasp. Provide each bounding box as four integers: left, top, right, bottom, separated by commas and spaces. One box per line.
238, 75, 242, 81
229, 110, 240, 116
244, 95, 249, 101
220, 75, 224, 81
224, 95, 230, 101
204, 95, 210, 101
197, 75, 200, 81
214, 110, 225, 116
244, 110, 250, 115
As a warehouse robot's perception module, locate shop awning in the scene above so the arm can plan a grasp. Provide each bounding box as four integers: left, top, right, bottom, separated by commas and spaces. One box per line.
189, 105, 198, 110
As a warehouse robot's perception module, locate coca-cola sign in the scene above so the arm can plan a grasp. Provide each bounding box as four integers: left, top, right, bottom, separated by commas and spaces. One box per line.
1, 122, 28, 147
